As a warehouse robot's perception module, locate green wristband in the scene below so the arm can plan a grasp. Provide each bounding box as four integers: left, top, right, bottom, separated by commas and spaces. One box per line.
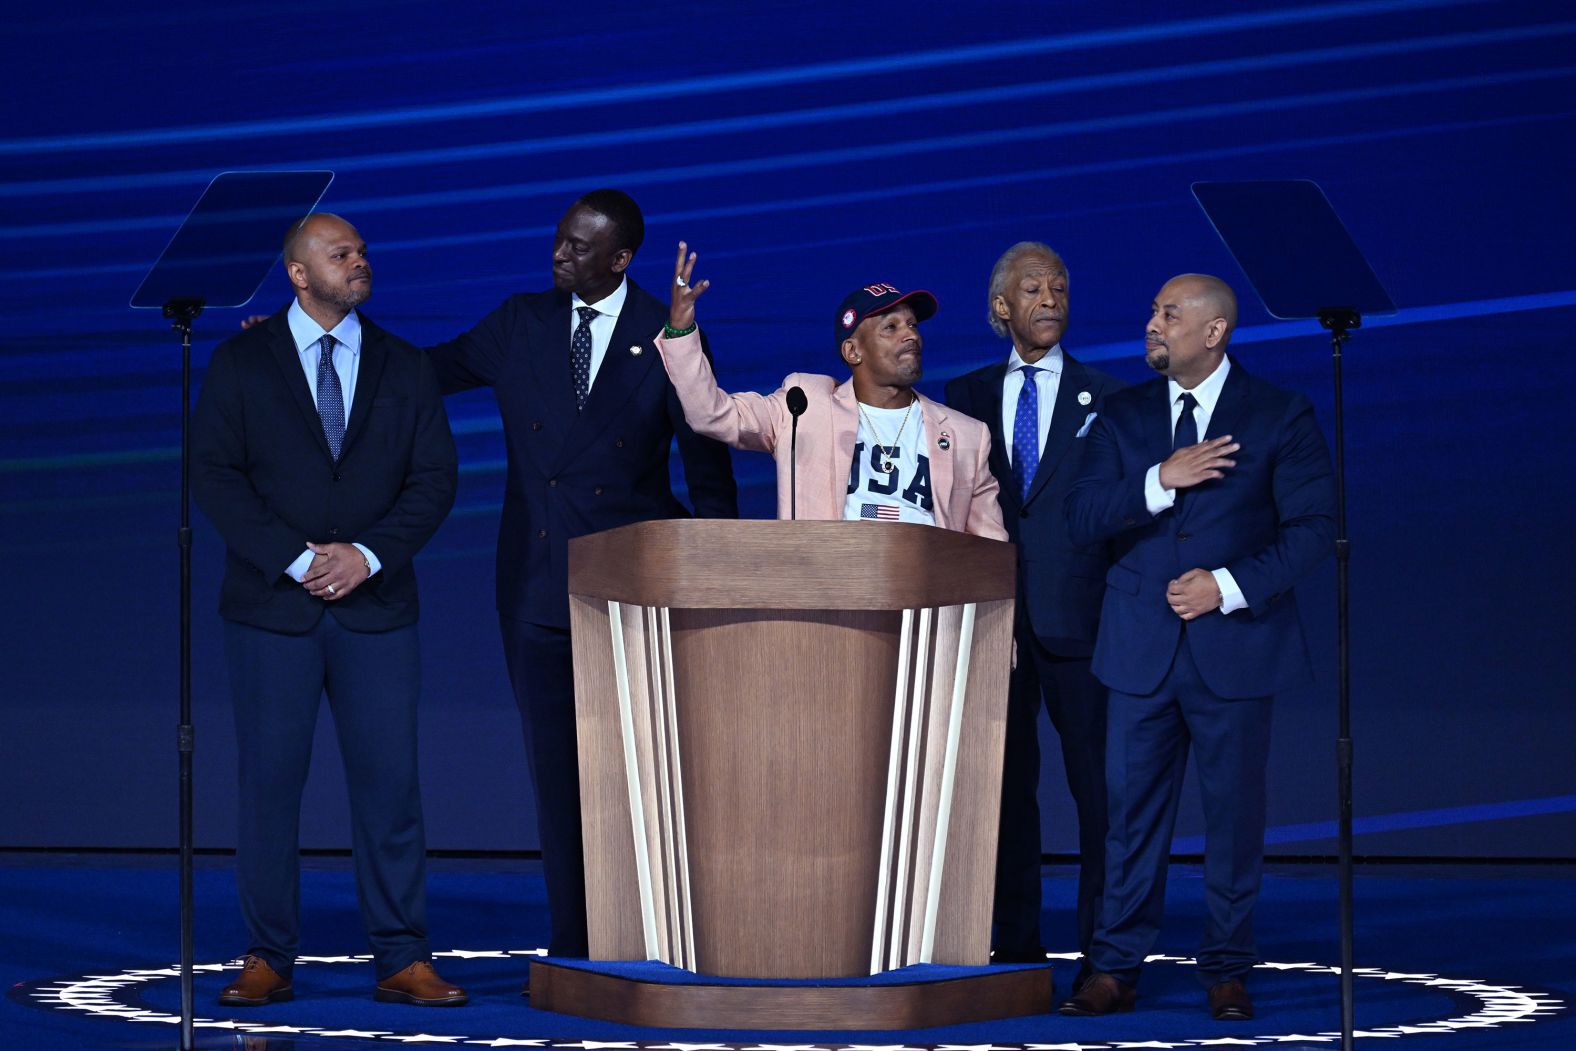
663, 322, 698, 339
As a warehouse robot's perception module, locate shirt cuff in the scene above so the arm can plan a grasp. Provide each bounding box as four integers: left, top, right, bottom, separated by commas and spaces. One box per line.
1213, 567, 1246, 614
352, 543, 381, 578
1144, 463, 1176, 515
284, 548, 314, 583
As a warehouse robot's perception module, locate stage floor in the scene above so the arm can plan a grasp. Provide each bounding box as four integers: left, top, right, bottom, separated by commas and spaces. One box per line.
2, 854, 1570, 1049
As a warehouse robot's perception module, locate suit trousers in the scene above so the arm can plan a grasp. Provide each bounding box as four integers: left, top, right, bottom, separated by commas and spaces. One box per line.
499, 615, 588, 957
224, 616, 431, 981
993, 625, 1108, 957
1090, 634, 1272, 987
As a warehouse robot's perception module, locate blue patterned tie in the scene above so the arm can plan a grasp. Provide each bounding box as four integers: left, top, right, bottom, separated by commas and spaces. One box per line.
571, 306, 598, 410
315, 334, 345, 461
1012, 365, 1041, 500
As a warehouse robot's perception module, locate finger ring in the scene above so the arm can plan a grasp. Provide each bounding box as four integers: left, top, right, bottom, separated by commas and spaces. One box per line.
674, 276, 687, 288
326, 584, 336, 595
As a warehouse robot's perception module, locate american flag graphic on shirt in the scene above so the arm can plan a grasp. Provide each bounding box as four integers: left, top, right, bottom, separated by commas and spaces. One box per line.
860, 503, 901, 520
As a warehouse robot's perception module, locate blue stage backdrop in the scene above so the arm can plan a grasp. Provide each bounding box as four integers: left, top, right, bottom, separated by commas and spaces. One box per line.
2, 0, 1572, 858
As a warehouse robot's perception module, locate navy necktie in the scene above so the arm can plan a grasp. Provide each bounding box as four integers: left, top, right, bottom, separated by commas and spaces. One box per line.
571, 306, 598, 410
316, 334, 345, 461
1012, 365, 1041, 501
1174, 391, 1199, 450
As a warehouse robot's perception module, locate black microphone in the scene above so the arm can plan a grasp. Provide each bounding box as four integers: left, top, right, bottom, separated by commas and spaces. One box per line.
786, 386, 807, 520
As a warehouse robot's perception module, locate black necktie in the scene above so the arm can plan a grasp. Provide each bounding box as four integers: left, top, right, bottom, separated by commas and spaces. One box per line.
1172, 391, 1198, 514
571, 306, 598, 411
316, 334, 345, 460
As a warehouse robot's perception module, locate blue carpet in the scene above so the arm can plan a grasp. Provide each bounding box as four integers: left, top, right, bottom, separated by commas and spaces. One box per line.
3, 855, 1571, 1049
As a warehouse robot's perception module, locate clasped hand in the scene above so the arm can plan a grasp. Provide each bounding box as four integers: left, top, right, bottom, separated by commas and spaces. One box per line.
1167, 568, 1221, 621
302, 541, 369, 601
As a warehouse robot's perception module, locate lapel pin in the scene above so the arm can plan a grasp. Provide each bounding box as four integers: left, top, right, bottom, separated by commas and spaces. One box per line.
938, 431, 951, 451
1078, 390, 1092, 406
629, 344, 644, 356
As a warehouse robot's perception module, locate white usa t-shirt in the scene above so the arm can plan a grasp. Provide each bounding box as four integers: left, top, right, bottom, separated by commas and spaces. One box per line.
843, 402, 937, 526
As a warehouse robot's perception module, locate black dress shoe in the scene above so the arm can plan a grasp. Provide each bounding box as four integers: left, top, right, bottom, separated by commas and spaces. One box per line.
1208, 977, 1254, 1020
1071, 959, 1096, 995
1058, 971, 1136, 1015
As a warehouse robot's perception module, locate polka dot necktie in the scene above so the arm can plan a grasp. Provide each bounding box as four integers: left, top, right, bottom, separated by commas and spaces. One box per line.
315, 334, 345, 461
571, 306, 598, 411
1012, 365, 1041, 500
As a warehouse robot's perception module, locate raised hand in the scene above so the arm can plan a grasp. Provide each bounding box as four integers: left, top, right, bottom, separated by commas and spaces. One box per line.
667, 241, 710, 331
1159, 435, 1239, 491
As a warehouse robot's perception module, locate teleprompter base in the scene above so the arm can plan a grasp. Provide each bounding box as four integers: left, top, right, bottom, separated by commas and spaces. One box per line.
529, 958, 1054, 1030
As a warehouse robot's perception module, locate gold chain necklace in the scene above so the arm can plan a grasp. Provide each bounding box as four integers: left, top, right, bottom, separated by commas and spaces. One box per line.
857, 394, 916, 474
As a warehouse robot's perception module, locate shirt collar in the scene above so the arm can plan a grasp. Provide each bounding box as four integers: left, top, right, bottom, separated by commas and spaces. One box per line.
1007, 343, 1063, 375
1169, 353, 1230, 413
572, 275, 628, 318
288, 299, 362, 355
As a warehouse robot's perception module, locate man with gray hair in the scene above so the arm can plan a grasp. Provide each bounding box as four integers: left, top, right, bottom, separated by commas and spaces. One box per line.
945, 242, 1123, 986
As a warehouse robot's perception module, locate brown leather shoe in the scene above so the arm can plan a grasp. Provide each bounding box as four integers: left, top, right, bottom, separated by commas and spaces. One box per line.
1058, 971, 1136, 1015
374, 960, 468, 1006
1208, 977, 1254, 1020
218, 955, 292, 1006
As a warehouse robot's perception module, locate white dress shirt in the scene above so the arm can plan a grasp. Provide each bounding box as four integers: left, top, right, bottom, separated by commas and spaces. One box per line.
1142, 355, 1245, 614
571, 276, 629, 391
282, 300, 381, 582
1001, 344, 1063, 465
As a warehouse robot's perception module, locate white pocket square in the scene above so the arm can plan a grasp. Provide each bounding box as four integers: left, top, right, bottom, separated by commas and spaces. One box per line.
1075, 411, 1098, 438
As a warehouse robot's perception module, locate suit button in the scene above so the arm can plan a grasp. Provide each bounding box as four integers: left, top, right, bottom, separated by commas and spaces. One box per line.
1020, 508, 1029, 518
531, 421, 542, 431
1178, 532, 1191, 541
333, 472, 342, 482
594, 486, 604, 496
548, 479, 557, 487
537, 529, 547, 539
329, 527, 339, 537
615, 438, 625, 448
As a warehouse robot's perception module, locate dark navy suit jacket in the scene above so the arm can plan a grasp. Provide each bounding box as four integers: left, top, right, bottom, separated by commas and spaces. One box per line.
192, 308, 458, 634
426, 278, 738, 629
946, 352, 1125, 657
1067, 360, 1336, 699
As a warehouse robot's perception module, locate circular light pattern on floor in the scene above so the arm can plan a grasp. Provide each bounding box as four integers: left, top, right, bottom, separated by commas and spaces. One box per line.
16, 948, 1566, 1048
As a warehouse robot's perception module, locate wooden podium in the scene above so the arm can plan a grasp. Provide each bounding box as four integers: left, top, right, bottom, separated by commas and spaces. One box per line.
530, 520, 1049, 1028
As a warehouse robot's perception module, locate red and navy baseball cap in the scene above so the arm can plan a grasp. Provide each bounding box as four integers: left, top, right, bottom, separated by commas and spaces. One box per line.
834, 283, 938, 345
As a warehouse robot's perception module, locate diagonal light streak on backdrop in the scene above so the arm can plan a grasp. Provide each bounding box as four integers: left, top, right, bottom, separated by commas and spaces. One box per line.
3, 64, 1571, 244
0, 0, 1487, 155
5, 19, 1570, 200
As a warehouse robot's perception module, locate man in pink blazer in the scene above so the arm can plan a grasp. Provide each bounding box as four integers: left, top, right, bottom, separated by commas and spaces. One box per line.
654, 243, 1007, 540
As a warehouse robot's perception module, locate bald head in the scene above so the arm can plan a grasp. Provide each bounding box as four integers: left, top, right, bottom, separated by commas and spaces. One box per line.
1145, 273, 1237, 387
283, 213, 371, 328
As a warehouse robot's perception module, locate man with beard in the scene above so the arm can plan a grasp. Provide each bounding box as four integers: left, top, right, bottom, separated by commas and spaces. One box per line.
945, 242, 1124, 982
1061, 274, 1335, 1021
194, 213, 466, 1007
423, 192, 739, 962
654, 243, 1005, 539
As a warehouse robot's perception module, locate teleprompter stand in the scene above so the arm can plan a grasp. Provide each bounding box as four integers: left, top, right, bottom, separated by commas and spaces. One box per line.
131, 170, 334, 1050
1193, 179, 1396, 1051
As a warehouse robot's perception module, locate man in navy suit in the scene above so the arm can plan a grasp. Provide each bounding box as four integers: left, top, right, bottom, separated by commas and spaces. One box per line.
944, 243, 1122, 979
194, 214, 467, 1007
1060, 274, 1334, 1021
425, 190, 738, 960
